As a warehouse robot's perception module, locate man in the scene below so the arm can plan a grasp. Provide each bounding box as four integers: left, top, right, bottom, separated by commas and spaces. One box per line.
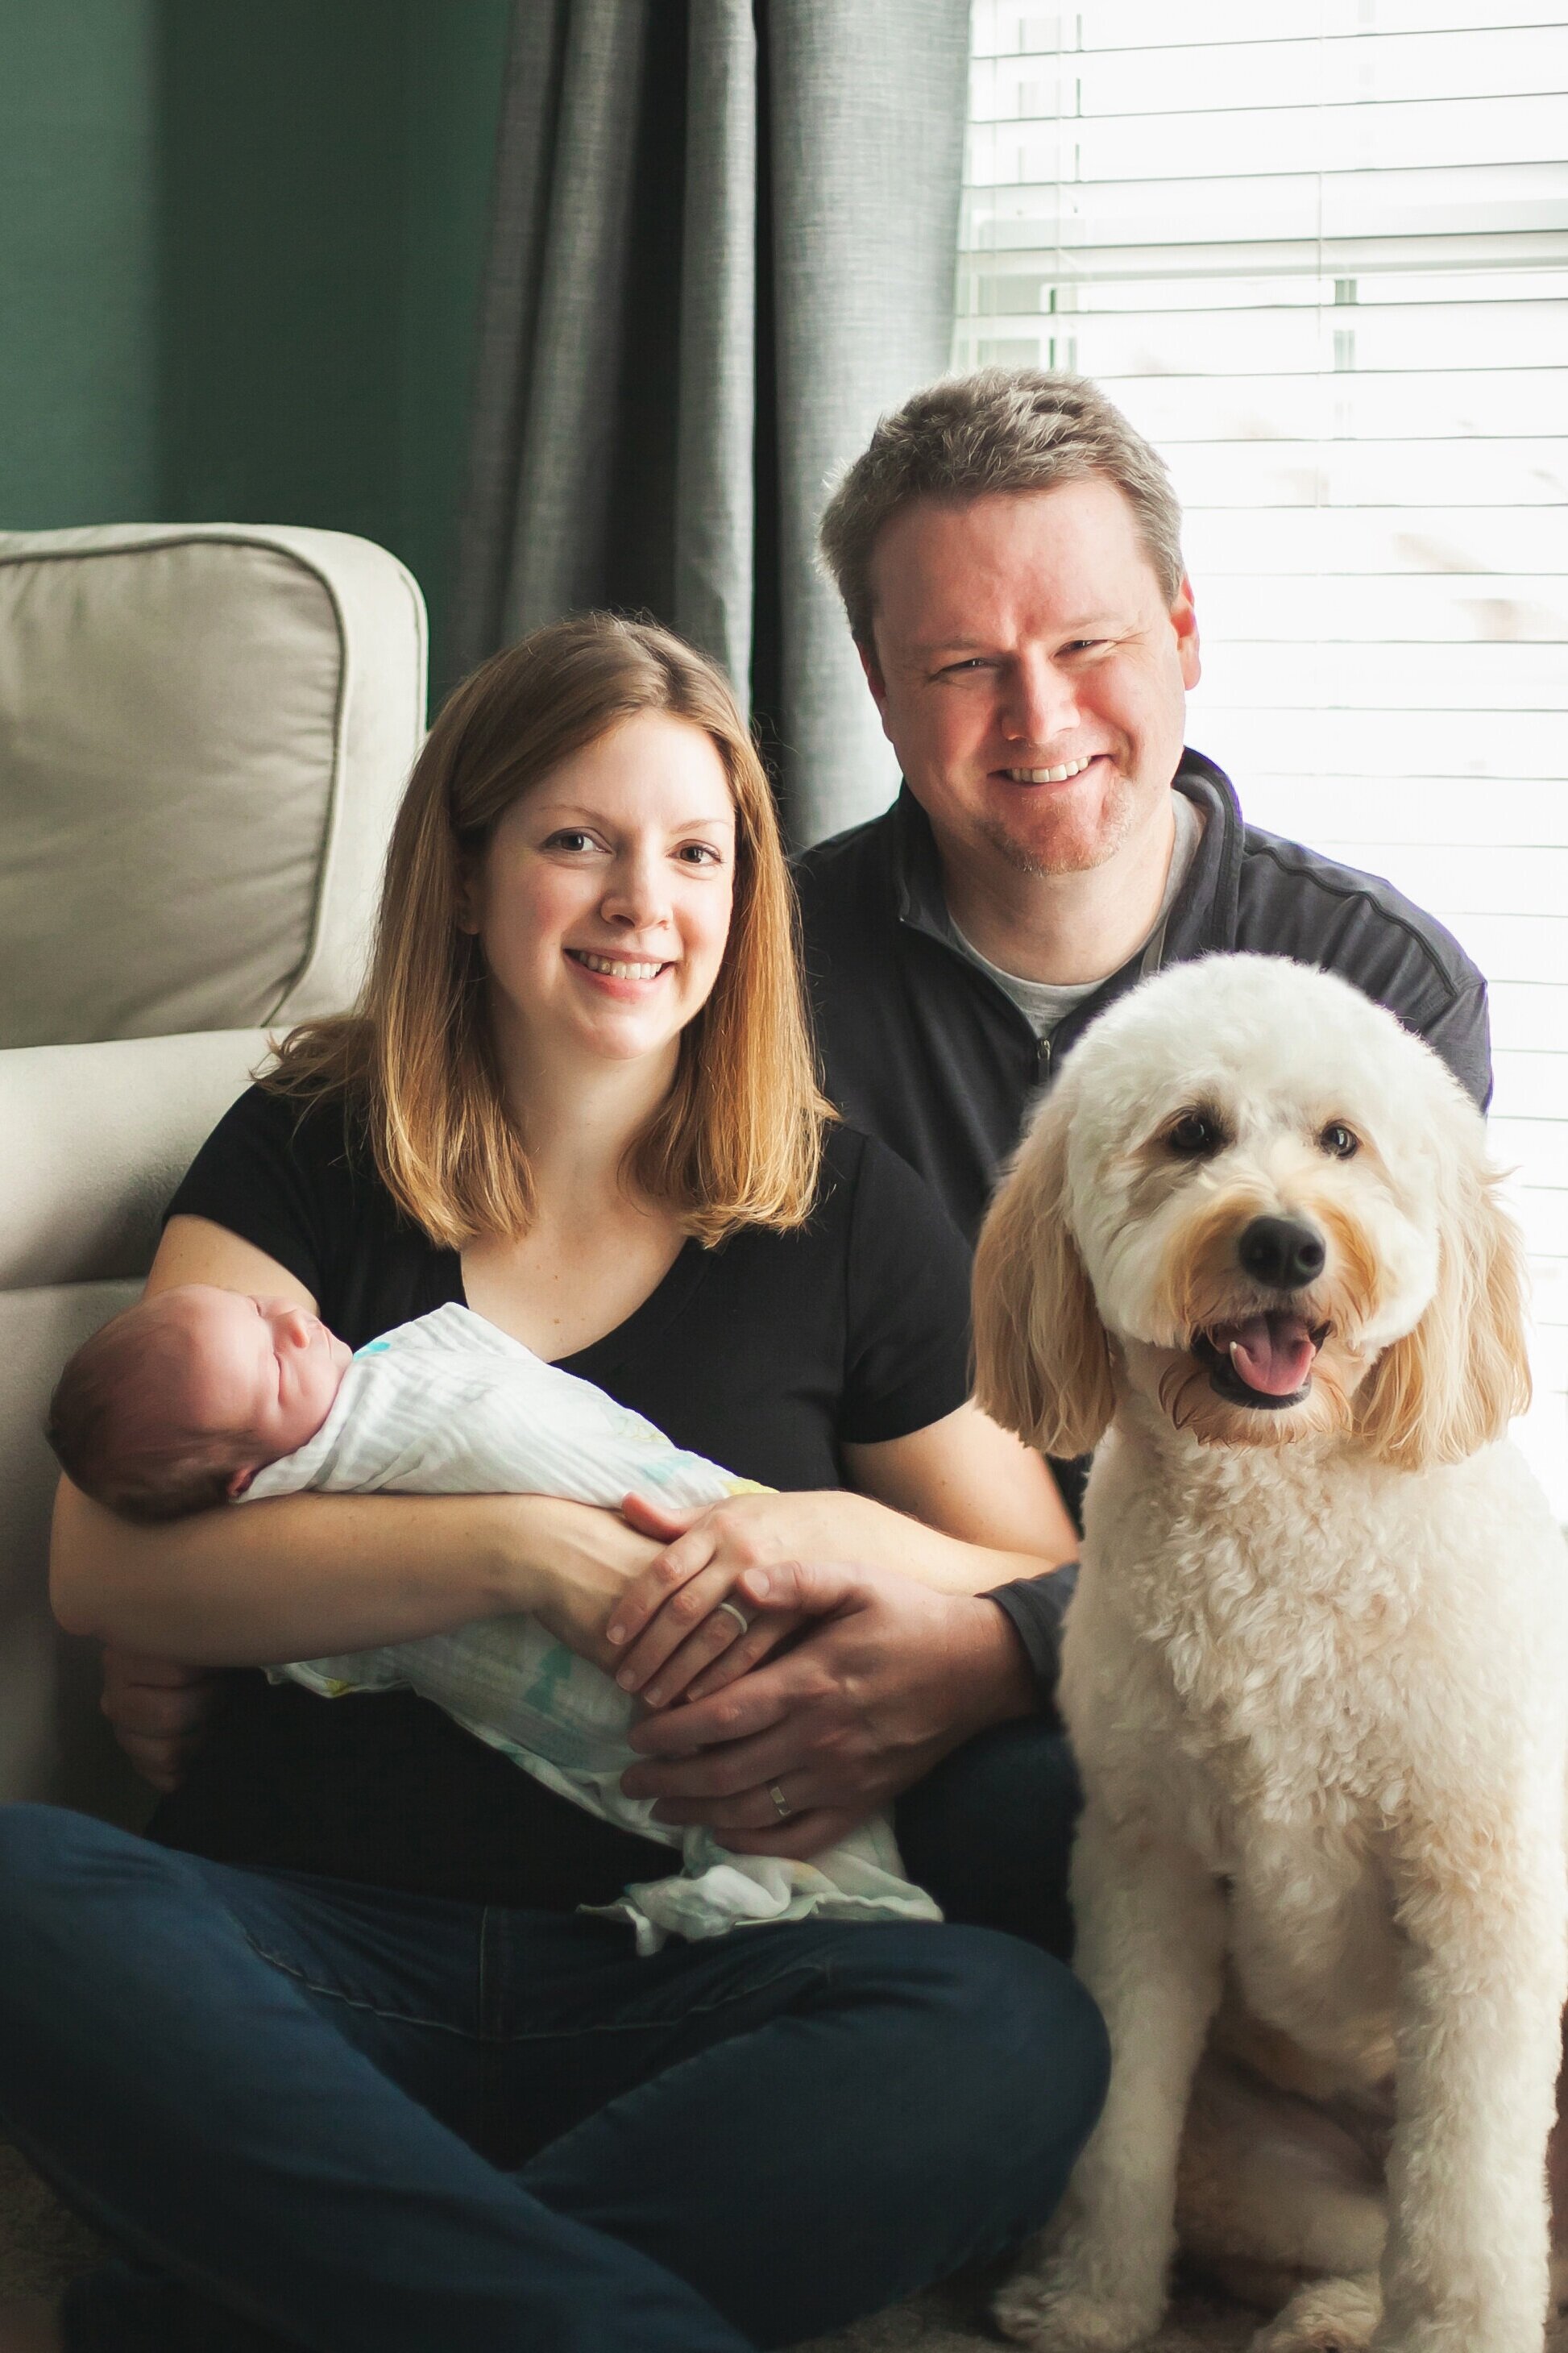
106, 371, 1488, 1953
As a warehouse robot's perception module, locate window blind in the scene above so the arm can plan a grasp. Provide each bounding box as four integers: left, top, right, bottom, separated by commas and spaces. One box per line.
956, 2, 1568, 1513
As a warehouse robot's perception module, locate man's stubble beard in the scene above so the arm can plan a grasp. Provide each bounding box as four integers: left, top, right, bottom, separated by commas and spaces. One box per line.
974, 769, 1141, 880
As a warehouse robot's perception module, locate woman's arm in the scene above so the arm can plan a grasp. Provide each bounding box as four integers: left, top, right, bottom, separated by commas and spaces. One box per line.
843, 1398, 1077, 1583
60, 1214, 662, 1669
604, 1400, 1075, 1702
53, 1477, 656, 1667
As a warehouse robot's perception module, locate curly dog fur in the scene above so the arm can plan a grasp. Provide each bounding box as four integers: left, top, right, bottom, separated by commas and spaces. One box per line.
973, 954, 1567, 2353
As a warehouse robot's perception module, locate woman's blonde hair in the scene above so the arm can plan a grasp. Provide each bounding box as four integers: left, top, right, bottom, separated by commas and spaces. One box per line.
268, 613, 831, 1248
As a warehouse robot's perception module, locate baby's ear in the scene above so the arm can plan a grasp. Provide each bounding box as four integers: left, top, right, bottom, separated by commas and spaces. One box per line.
226, 1465, 259, 1500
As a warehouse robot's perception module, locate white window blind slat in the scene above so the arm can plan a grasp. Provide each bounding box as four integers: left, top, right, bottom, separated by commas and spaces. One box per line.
959, 5, 1568, 1511
975, 98, 1564, 185
1241, 783, 1568, 850
1197, 579, 1567, 645
1528, 1330, 1568, 1401
1443, 916, 1567, 989
966, 163, 1564, 253
1192, 710, 1557, 780
1526, 1262, 1568, 1327
1200, 641, 1566, 707
1093, 374, 1566, 443
976, 6, 1568, 56
1067, 442, 1568, 513
1179, 507, 1565, 576
1495, 1123, 1568, 1188
974, 27, 1568, 115
982, 274, 1568, 314
1518, 1191, 1568, 1257
971, 303, 1568, 376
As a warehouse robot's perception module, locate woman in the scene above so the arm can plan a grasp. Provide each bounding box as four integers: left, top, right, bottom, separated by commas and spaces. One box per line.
0, 617, 1104, 2353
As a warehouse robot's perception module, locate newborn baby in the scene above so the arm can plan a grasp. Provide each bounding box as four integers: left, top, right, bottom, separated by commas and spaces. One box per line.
48, 1287, 937, 1950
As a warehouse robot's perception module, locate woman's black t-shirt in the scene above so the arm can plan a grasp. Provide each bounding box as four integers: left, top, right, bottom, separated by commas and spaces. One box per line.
148, 1083, 974, 1911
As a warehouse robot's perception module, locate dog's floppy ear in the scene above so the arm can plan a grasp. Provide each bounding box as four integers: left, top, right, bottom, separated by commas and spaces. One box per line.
973, 1083, 1115, 1458
1355, 1101, 1532, 1470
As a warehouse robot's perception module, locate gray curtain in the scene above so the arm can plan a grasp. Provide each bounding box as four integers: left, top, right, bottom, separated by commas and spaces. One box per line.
449, 0, 968, 845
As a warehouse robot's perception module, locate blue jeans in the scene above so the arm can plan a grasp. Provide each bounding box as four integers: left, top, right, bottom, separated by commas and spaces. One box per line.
0, 1726, 1096, 2352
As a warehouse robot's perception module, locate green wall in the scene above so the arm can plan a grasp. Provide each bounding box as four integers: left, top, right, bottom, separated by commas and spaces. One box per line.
0, 0, 512, 677
0, 4, 162, 527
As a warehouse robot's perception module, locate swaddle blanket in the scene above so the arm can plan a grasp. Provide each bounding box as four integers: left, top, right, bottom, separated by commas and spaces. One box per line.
243, 1304, 940, 1952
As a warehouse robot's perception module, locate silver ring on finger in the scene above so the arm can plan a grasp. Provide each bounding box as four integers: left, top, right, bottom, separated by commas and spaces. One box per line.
767, 1779, 792, 1821
716, 1600, 752, 1637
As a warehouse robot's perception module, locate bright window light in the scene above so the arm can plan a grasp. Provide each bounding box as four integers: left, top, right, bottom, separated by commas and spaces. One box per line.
956, 2, 1568, 1512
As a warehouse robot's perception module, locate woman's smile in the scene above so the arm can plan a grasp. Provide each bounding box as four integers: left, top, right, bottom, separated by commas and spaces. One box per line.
565, 946, 676, 992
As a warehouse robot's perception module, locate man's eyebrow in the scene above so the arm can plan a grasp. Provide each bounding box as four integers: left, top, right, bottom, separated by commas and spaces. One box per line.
912, 615, 1126, 657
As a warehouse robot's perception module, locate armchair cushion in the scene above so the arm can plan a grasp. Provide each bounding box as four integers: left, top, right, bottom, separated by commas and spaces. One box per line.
0, 524, 425, 1051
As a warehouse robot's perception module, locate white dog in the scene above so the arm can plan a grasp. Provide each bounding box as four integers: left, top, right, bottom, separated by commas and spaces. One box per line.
973, 954, 1566, 2353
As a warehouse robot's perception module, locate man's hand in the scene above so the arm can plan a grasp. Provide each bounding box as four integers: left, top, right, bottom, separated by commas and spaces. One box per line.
100, 1650, 220, 1792
619, 1558, 1037, 1859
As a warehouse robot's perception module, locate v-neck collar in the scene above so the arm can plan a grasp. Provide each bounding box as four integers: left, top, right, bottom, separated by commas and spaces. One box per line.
453, 1233, 714, 1384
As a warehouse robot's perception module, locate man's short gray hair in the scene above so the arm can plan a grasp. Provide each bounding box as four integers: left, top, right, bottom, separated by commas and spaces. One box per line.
818, 368, 1184, 652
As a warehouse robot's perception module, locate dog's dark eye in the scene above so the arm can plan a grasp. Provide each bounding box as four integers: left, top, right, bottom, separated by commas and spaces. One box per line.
1319, 1123, 1359, 1160
1168, 1111, 1221, 1156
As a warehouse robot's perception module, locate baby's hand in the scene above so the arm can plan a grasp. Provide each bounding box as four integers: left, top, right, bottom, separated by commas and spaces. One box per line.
604, 1493, 803, 1708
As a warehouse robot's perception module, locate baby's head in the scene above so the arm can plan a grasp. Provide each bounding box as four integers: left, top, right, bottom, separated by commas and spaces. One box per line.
46, 1285, 351, 1521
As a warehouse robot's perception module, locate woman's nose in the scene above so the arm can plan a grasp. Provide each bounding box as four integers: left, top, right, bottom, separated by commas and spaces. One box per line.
600, 854, 669, 928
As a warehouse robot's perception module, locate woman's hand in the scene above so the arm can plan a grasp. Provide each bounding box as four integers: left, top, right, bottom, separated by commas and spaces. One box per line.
517, 1495, 671, 1674
603, 1491, 873, 1706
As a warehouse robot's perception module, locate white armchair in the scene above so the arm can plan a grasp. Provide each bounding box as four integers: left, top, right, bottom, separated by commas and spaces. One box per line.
0, 523, 427, 1823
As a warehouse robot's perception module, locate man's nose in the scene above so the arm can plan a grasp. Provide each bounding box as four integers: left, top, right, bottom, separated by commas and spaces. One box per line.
1002, 654, 1079, 748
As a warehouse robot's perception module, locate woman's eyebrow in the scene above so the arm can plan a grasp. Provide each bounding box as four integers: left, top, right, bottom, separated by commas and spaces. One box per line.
529, 799, 736, 833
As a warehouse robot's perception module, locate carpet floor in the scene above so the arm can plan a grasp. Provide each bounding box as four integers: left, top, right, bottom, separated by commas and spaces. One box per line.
5, 2144, 1563, 2351
0, 2145, 1245, 2346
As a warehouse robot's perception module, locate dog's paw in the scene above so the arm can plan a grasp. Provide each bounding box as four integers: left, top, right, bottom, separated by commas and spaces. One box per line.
1249, 2274, 1379, 2353
993, 2260, 1159, 2352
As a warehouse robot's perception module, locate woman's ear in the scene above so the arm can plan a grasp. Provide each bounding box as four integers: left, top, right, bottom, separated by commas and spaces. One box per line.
454, 861, 482, 937
973, 1085, 1114, 1459
1356, 1100, 1533, 1470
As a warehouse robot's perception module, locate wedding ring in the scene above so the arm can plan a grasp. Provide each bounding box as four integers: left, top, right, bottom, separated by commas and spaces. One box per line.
767, 1780, 792, 1820
716, 1600, 752, 1637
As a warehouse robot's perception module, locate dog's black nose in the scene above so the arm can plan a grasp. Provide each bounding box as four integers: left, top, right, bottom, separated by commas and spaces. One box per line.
1237, 1216, 1325, 1291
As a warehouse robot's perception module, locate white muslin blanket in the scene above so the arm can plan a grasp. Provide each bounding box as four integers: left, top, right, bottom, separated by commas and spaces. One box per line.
244, 1304, 940, 1952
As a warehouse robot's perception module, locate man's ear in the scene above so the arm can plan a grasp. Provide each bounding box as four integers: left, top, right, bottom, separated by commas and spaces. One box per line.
855, 635, 894, 741
1172, 571, 1201, 690
226, 1465, 259, 1500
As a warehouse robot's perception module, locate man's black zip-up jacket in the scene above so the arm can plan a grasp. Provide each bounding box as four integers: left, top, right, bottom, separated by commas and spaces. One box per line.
792, 750, 1493, 1708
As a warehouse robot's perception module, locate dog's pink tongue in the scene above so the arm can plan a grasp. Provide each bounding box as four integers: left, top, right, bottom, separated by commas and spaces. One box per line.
1219, 1313, 1317, 1396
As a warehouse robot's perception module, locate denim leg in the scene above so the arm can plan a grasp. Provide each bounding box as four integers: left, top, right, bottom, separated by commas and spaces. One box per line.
0, 1803, 1106, 2353
896, 1720, 1083, 1957
502, 1918, 1110, 2348
0, 1807, 749, 2353
62, 2260, 297, 2353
